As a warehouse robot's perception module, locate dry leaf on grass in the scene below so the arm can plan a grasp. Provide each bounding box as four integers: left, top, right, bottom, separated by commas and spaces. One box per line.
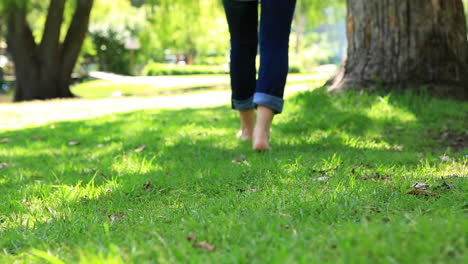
193, 241, 217, 252
439, 155, 452, 162
186, 232, 198, 242
187, 232, 217, 252
278, 212, 292, 218
361, 173, 391, 181
232, 154, 247, 164
411, 182, 431, 190
134, 145, 146, 153
311, 162, 343, 175
68, 141, 80, 146
315, 177, 329, 182
436, 129, 468, 152
0, 163, 8, 169
108, 212, 126, 223
237, 187, 262, 193
393, 145, 404, 151
21, 199, 32, 207
407, 190, 439, 196
435, 178, 454, 189
143, 182, 153, 191
0, 138, 9, 143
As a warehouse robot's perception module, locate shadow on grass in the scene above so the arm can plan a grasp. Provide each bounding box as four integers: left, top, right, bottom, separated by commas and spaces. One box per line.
0, 88, 466, 259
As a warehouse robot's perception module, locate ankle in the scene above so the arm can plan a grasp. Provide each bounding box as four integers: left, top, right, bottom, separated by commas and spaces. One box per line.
239, 110, 255, 129
242, 127, 254, 133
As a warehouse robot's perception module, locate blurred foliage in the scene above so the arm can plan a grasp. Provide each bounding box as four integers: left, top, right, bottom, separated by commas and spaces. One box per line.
85, 0, 146, 74
85, 0, 347, 74
142, 61, 304, 76
0, 0, 348, 75
5, 0, 467, 76
142, 62, 228, 76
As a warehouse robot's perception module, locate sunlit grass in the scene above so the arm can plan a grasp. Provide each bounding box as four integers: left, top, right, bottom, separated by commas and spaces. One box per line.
72, 80, 156, 98
0, 85, 466, 263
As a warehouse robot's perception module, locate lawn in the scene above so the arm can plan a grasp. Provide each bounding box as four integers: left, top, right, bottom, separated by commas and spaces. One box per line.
0, 85, 466, 263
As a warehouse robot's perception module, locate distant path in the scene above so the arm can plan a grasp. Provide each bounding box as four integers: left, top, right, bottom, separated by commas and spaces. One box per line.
0, 83, 315, 131
88, 72, 230, 87
88, 64, 336, 88
0, 65, 336, 130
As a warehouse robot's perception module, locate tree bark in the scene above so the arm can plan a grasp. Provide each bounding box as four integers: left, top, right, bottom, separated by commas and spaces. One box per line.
329, 0, 468, 100
6, 0, 94, 102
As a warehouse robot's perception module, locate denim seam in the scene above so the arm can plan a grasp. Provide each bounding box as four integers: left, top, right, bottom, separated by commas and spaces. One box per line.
253, 92, 284, 114
232, 96, 255, 111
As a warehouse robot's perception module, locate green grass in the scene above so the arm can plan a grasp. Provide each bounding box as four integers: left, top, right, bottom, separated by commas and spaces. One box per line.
70, 78, 229, 99
0, 87, 467, 263
71, 80, 157, 98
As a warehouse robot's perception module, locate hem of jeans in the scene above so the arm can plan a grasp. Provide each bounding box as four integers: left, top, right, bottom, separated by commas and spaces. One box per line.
253, 92, 284, 114
232, 97, 255, 111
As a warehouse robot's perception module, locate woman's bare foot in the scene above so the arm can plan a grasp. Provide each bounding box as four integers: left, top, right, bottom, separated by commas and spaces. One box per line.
237, 109, 255, 141
253, 106, 274, 151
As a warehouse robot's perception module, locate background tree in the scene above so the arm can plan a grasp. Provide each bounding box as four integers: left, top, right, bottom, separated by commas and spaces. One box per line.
87, 0, 146, 74
145, 0, 227, 64
80, 0, 227, 74
3, 0, 94, 101
293, 0, 345, 55
329, 0, 468, 100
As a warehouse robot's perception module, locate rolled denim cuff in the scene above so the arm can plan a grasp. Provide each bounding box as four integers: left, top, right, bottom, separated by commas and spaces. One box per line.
253, 92, 284, 114
232, 96, 255, 111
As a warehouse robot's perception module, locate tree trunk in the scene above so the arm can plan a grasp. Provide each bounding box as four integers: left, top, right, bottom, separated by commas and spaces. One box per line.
6, 0, 94, 102
329, 0, 468, 100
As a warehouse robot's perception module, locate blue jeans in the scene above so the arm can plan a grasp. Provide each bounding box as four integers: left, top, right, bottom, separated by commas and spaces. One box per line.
223, 0, 296, 114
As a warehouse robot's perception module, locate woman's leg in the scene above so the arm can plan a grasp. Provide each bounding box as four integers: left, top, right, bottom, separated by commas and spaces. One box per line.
222, 0, 259, 140
253, 105, 274, 150
253, 0, 296, 150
